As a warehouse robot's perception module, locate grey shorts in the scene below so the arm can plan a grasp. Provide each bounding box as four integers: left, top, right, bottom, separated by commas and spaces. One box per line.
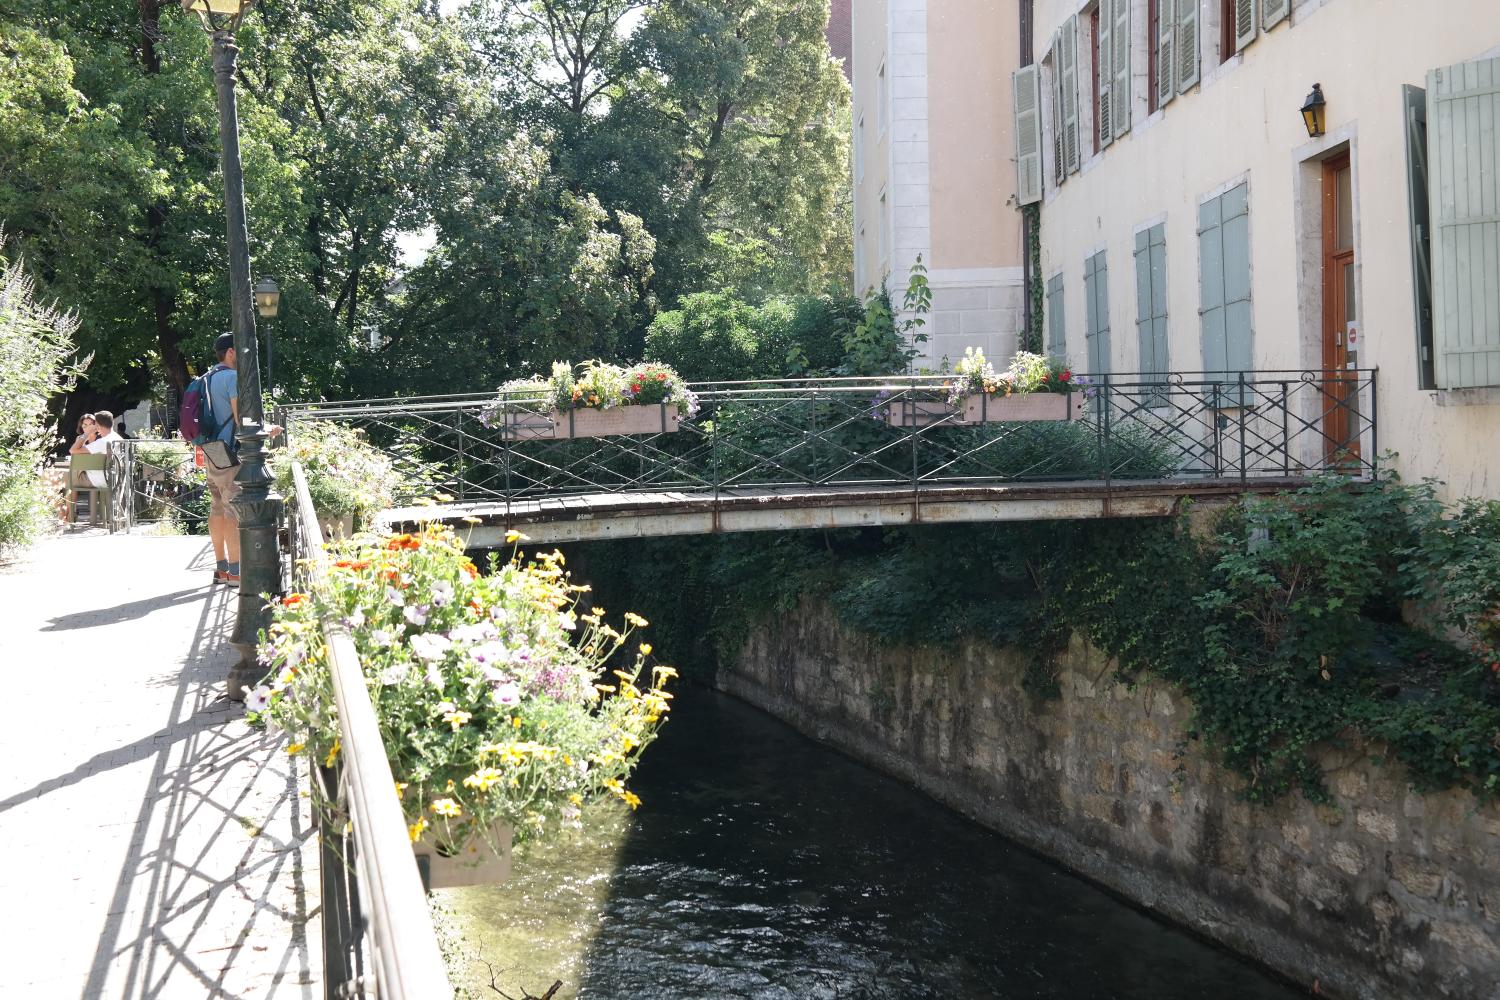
205, 463, 241, 519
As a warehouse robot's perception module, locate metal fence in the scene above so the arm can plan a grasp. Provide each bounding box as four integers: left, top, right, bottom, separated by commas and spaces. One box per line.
286, 461, 453, 1000
104, 439, 212, 533
281, 370, 1377, 509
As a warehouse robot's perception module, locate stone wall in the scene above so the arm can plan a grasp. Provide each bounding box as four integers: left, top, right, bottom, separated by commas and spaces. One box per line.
721, 602, 1500, 1000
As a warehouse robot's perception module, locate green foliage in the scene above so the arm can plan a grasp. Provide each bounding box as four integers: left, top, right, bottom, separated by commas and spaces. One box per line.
0, 246, 82, 553
270, 421, 402, 526
644, 291, 768, 382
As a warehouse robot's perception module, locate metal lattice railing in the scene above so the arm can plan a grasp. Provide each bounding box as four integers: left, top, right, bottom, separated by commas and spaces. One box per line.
281, 370, 1377, 510
105, 439, 211, 533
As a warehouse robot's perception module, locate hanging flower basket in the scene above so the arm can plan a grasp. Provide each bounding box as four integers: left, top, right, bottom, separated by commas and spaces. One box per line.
499, 404, 681, 440
960, 392, 1085, 423
414, 820, 514, 889
882, 399, 960, 428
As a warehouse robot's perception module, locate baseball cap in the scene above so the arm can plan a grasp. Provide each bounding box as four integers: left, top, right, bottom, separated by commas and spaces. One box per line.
215, 332, 235, 353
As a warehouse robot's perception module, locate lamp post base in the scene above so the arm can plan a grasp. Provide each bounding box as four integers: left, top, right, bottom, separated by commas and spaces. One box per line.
227, 425, 284, 702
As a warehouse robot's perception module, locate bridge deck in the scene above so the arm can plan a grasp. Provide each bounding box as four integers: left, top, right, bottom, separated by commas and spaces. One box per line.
378, 477, 1305, 546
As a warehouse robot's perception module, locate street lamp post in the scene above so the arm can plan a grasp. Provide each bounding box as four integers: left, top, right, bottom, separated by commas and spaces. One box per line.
254, 276, 280, 396
183, 0, 283, 698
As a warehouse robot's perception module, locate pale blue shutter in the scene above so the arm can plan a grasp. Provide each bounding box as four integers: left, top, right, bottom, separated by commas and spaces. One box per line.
1013, 65, 1044, 206
1047, 272, 1067, 356
1199, 195, 1227, 374
1200, 183, 1252, 392
1135, 224, 1169, 377
1428, 57, 1500, 389
1085, 250, 1111, 373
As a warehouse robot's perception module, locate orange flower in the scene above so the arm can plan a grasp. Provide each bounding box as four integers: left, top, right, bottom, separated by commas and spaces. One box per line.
381, 569, 402, 585
333, 559, 370, 571
385, 534, 421, 551
459, 559, 479, 579
283, 593, 308, 608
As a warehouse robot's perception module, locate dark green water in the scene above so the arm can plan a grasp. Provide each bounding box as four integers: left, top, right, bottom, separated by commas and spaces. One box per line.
447, 690, 1303, 999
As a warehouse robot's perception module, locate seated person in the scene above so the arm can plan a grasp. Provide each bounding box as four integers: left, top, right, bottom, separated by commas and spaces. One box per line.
68, 414, 98, 456
85, 411, 122, 454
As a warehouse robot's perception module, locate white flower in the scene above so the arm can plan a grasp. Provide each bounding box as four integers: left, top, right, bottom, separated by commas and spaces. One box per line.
409, 633, 451, 661
482, 664, 513, 685
450, 622, 496, 644
385, 587, 405, 606
380, 661, 410, 686
243, 685, 271, 712
469, 640, 508, 665
426, 663, 445, 688
557, 612, 577, 632
348, 608, 366, 628
490, 681, 521, 706
404, 605, 428, 626
430, 581, 454, 608
370, 629, 396, 648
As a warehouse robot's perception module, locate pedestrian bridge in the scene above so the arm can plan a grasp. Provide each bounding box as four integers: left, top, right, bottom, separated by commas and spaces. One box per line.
283, 371, 1377, 545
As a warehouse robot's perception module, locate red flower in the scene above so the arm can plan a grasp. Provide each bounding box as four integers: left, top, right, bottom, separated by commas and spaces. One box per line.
655, 372, 667, 381
631, 383, 642, 392
1060, 370, 1072, 382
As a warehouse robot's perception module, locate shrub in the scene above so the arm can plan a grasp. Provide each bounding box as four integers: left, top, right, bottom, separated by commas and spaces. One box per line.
271, 421, 400, 528
644, 291, 764, 382
0, 246, 82, 553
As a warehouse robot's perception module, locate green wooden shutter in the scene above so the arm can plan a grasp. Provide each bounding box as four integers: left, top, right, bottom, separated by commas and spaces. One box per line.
1403, 83, 1436, 390
1047, 272, 1067, 356
1199, 195, 1227, 375
1051, 36, 1066, 185
1085, 250, 1111, 374
1014, 65, 1044, 206
1135, 224, 1169, 377
1262, 0, 1288, 30
1233, 0, 1258, 53
1062, 16, 1082, 173
1428, 57, 1500, 389
1098, 6, 1114, 150
1112, 0, 1131, 138
1156, 0, 1176, 108
1177, 0, 1200, 92
1200, 183, 1253, 385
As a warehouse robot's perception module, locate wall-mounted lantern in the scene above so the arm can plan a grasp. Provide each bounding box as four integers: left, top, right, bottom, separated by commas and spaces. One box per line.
1301, 83, 1327, 138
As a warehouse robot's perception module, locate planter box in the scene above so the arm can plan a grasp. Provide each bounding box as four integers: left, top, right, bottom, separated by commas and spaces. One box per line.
414, 821, 514, 889
883, 399, 960, 428
960, 392, 1085, 423
499, 405, 680, 440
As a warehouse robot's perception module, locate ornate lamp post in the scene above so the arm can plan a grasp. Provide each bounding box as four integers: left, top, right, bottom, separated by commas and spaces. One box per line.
254, 276, 280, 395
182, 0, 283, 697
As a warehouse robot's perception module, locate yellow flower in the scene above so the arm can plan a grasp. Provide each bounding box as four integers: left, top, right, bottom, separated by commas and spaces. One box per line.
408, 817, 428, 842
431, 798, 462, 818
395, 782, 409, 799
624, 612, 649, 627
324, 739, 341, 768
622, 791, 642, 810
443, 709, 472, 731
568, 793, 583, 806
639, 643, 653, 656
463, 767, 504, 792
652, 665, 679, 680
285, 742, 306, 755
505, 529, 528, 544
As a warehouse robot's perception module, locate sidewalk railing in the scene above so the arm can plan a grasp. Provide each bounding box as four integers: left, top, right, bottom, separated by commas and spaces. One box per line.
286, 461, 452, 999
105, 439, 210, 533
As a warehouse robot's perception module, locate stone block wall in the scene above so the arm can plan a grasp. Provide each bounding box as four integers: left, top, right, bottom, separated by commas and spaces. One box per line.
721, 601, 1500, 999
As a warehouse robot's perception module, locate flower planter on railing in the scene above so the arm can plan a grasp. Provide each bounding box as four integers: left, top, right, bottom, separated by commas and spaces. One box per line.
960, 392, 1085, 423
497, 404, 681, 440
414, 820, 514, 889
882, 399, 959, 428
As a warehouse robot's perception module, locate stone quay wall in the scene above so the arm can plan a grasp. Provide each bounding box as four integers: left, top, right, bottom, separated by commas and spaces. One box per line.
720, 601, 1500, 1000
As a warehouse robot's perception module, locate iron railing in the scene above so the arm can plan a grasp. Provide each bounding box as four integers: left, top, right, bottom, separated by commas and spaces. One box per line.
286, 461, 453, 999
104, 439, 212, 533
281, 370, 1377, 511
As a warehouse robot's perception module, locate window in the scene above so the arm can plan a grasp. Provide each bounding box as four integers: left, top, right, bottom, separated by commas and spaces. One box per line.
1221, 0, 1256, 63
1096, 0, 1131, 147
1090, 6, 1103, 155
1177, 0, 1200, 92
877, 61, 887, 137
1084, 250, 1111, 373
1422, 57, 1500, 389
1134, 223, 1169, 390
856, 225, 867, 292
1198, 181, 1253, 379
1051, 17, 1081, 181
855, 115, 865, 184
1013, 66, 1043, 206
1149, 0, 1174, 114
1047, 272, 1067, 356
877, 188, 889, 275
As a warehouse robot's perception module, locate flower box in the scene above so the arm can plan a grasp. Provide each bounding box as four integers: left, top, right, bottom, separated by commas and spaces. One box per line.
318, 512, 355, 541
960, 392, 1085, 423
414, 820, 514, 890
499, 404, 681, 440
882, 399, 960, 428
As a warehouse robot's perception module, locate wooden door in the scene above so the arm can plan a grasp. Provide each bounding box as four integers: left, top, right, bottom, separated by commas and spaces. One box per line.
1321, 154, 1360, 465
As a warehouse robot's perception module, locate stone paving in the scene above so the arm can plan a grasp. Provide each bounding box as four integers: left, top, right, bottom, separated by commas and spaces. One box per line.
0, 530, 321, 999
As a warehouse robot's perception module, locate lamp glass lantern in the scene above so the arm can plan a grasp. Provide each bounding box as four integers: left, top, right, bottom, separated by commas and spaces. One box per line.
253, 277, 280, 319
1301, 83, 1327, 139
180, 0, 256, 32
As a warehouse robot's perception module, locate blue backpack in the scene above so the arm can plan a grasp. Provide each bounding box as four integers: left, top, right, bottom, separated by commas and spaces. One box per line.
179, 366, 229, 446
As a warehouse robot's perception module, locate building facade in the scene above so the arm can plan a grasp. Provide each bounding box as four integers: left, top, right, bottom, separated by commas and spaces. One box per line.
850, 0, 1027, 368
852, 0, 1500, 501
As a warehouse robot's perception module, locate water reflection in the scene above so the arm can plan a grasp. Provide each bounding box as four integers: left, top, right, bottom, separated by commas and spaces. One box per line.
449, 691, 1300, 999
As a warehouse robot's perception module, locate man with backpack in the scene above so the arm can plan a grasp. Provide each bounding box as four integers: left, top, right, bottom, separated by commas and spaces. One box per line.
196, 333, 242, 584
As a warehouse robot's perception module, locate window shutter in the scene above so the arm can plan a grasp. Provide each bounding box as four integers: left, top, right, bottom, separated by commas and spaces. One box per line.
1262, 0, 1288, 30
1062, 16, 1082, 174
1428, 57, 1500, 389
1112, 0, 1131, 138
1013, 65, 1044, 206
1221, 183, 1253, 375
1177, 0, 1200, 93
1135, 225, 1169, 376
1233, 0, 1257, 54
1047, 273, 1067, 356
1052, 36, 1066, 185
1156, 0, 1176, 108
1199, 195, 1228, 376
1085, 251, 1111, 374
1402, 83, 1435, 390
1098, 7, 1114, 150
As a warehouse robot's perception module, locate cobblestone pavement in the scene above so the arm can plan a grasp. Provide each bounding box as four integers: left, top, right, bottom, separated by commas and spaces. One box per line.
0, 531, 321, 999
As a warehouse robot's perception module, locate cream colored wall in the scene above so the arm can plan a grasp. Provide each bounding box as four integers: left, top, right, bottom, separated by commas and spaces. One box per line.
928, 0, 1023, 270
852, 0, 892, 293
1033, 0, 1500, 500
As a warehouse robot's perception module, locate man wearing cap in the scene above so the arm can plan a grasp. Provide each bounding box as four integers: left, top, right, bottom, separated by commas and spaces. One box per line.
204, 333, 242, 584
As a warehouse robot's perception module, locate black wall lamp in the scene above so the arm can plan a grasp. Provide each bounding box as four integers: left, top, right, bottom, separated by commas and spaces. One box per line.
1301, 83, 1327, 138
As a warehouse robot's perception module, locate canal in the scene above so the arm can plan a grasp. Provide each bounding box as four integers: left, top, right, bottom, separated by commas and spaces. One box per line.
445, 690, 1303, 999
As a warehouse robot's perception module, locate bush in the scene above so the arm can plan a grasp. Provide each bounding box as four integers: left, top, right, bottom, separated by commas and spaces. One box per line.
0, 246, 82, 553
271, 421, 401, 528
644, 291, 765, 382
